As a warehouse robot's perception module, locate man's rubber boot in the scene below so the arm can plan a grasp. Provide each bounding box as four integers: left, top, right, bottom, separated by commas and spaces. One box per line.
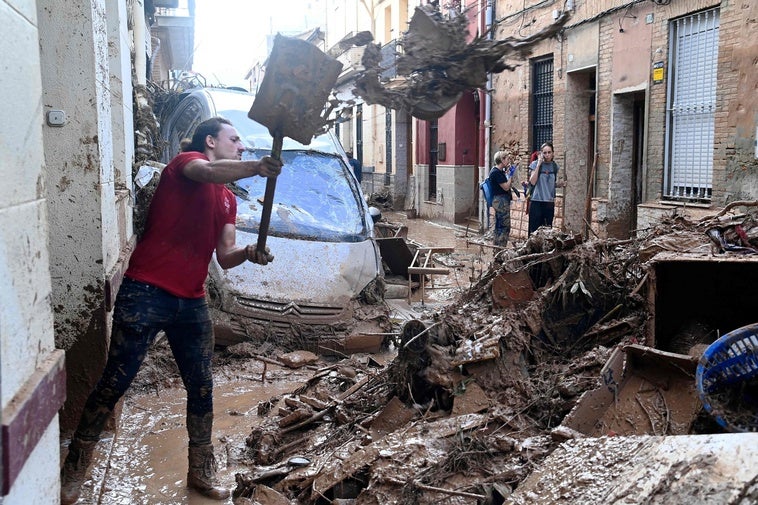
60, 438, 97, 504
187, 444, 230, 500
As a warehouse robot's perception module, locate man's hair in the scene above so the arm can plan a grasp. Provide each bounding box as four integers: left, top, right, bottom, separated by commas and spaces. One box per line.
182, 117, 234, 153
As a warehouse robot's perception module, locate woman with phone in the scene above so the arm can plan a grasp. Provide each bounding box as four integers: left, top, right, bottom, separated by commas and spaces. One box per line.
527, 142, 564, 235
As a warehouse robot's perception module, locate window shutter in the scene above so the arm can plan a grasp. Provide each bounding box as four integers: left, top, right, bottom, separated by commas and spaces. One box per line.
666, 8, 720, 200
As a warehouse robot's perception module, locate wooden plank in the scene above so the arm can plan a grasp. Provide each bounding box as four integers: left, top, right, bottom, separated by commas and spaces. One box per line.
416, 247, 455, 253
408, 267, 450, 275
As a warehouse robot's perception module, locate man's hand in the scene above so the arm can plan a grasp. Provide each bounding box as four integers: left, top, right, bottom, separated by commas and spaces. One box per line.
254, 156, 282, 178
244, 244, 274, 265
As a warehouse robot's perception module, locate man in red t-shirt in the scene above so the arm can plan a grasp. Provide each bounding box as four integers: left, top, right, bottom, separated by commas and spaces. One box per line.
60, 117, 282, 503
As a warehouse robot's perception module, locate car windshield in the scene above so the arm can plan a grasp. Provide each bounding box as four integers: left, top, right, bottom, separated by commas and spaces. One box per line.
232, 149, 367, 242
198, 92, 366, 242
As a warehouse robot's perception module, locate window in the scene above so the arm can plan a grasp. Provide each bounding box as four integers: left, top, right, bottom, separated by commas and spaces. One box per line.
532, 57, 554, 152
428, 120, 438, 199
664, 8, 719, 201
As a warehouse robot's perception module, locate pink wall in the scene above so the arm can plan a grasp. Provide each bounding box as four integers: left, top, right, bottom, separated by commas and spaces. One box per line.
416, 91, 478, 167
612, 4, 654, 89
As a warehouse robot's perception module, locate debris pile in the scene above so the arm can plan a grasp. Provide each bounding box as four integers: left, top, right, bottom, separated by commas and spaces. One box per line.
227, 205, 758, 503
132, 82, 167, 239
354, 5, 569, 120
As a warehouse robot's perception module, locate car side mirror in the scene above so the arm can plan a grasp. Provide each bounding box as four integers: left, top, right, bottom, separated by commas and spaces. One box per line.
368, 207, 382, 224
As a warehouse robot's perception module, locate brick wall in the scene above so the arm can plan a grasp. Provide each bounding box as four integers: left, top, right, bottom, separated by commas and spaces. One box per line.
594, 15, 614, 201
477, 0, 756, 240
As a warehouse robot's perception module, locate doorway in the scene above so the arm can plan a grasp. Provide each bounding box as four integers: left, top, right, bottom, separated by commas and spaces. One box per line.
610, 89, 646, 239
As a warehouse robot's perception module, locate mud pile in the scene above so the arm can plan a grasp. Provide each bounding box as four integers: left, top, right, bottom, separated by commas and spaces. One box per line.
228, 205, 758, 504
354, 5, 568, 120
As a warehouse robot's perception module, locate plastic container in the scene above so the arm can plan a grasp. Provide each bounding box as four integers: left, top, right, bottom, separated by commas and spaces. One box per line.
696, 322, 758, 432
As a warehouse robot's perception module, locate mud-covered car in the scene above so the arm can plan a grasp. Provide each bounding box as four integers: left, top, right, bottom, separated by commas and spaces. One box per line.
160, 88, 386, 348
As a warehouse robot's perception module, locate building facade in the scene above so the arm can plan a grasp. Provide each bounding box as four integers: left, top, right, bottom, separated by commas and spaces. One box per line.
489, 0, 757, 239
1, 0, 174, 500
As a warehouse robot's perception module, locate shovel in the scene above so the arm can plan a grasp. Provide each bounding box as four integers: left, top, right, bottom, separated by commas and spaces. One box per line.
248, 35, 343, 253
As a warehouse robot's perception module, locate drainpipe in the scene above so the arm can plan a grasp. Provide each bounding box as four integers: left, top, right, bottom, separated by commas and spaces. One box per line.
482, 0, 494, 229
133, 0, 147, 85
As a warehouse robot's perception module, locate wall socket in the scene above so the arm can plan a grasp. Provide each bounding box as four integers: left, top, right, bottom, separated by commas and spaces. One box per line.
47, 110, 66, 126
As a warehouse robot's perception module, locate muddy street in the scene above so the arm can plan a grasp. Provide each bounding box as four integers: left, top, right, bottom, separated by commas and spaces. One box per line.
66, 362, 313, 505
63, 212, 491, 504
62, 208, 758, 504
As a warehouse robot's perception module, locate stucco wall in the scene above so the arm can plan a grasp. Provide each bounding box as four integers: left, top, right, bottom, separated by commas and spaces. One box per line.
37, 0, 135, 433
107, 0, 136, 253
415, 164, 477, 223
0, 0, 60, 500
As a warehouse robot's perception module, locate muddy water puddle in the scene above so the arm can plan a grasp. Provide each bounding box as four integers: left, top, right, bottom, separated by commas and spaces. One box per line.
80, 368, 313, 504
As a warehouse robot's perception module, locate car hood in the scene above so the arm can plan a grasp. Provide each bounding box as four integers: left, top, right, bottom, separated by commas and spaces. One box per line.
209, 230, 382, 307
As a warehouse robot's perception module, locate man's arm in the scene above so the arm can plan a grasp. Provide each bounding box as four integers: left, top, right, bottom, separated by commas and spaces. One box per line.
215, 223, 273, 269
183, 156, 281, 184
215, 224, 246, 269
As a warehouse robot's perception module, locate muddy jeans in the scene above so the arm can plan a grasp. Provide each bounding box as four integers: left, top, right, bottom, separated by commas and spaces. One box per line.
493, 194, 511, 246
73, 277, 215, 445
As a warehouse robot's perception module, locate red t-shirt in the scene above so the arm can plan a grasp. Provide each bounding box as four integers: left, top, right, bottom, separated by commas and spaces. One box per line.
126, 151, 237, 298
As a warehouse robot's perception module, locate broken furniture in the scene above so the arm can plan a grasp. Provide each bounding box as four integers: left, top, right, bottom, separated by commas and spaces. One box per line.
407, 247, 453, 305
645, 252, 758, 352
375, 225, 414, 279
375, 225, 453, 304
374, 221, 408, 240
560, 344, 701, 437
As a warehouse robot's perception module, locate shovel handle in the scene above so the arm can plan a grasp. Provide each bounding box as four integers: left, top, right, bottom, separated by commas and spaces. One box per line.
256, 133, 283, 253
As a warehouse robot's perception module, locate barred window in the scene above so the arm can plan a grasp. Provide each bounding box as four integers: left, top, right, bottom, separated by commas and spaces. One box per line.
532, 57, 554, 152
665, 8, 720, 201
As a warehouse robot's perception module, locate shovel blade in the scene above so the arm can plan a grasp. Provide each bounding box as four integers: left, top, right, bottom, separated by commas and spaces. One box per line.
248, 35, 343, 145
